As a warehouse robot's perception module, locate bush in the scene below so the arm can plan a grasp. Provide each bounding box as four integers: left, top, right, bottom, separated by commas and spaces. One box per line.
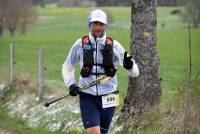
182, 0, 200, 28
170, 9, 181, 15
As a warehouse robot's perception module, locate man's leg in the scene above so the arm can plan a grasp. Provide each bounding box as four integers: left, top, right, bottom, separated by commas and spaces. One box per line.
100, 106, 116, 134
86, 126, 101, 134
79, 93, 101, 134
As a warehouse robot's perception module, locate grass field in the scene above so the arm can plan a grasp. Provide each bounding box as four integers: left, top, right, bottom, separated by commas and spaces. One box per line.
0, 5, 199, 90
0, 5, 200, 134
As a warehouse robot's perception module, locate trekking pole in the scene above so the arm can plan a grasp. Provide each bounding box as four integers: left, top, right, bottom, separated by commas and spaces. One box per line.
44, 76, 111, 107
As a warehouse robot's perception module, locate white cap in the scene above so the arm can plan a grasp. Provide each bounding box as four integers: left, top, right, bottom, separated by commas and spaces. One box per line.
88, 9, 108, 27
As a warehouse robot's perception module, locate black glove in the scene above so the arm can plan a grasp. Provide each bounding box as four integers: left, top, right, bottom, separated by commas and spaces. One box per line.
69, 84, 80, 96
123, 51, 133, 70
104, 65, 116, 77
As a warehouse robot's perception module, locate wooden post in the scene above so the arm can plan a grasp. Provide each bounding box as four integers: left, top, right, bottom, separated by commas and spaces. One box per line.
38, 48, 44, 102
9, 43, 14, 84
188, 23, 192, 78
184, 23, 192, 134
0, 44, 5, 83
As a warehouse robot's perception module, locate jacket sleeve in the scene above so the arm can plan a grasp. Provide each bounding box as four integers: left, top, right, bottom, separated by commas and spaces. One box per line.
113, 40, 139, 77
62, 39, 81, 88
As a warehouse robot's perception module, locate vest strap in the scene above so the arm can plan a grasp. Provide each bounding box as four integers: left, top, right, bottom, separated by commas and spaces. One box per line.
81, 35, 116, 78
80, 36, 94, 78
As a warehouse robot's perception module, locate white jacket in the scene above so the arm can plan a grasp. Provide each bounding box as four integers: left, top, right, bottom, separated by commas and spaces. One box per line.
62, 33, 139, 96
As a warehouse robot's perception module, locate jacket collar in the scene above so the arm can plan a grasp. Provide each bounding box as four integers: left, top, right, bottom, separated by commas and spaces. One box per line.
89, 32, 106, 46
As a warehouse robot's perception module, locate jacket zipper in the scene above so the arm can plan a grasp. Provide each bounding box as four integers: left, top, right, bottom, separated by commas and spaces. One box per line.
95, 39, 99, 96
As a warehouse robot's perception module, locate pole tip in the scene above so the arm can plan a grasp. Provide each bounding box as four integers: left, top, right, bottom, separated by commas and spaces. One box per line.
44, 102, 50, 107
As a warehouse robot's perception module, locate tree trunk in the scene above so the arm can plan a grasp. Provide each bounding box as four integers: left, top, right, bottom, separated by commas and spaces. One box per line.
40, 0, 45, 8
122, 0, 162, 118
0, 26, 3, 38
8, 27, 16, 36
193, 15, 200, 28
0, 16, 3, 38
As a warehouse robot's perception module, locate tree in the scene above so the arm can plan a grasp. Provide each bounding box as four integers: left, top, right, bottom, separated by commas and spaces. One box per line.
32, 0, 46, 7
95, 0, 131, 6
4, 0, 21, 36
58, 0, 96, 7
18, 1, 37, 34
182, 0, 200, 28
0, 0, 8, 38
0, 0, 37, 37
0, 11, 3, 38
122, 0, 161, 118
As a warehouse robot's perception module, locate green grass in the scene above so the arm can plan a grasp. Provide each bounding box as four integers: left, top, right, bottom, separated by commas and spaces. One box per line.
0, 5, 200, 133
0, 5, 199, 108
1, 6, 199, 91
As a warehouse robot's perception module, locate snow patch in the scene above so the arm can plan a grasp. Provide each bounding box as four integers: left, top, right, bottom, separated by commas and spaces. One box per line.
4, 91, 122, 133
4, 92, 82, 132
0, 84, 5, 91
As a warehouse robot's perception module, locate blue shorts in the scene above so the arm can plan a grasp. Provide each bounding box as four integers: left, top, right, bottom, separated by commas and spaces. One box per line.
79, 92, 115, 134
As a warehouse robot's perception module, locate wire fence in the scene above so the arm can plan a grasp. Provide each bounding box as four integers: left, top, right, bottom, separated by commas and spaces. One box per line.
0, 43, 45, 102
0, 43, 10, 93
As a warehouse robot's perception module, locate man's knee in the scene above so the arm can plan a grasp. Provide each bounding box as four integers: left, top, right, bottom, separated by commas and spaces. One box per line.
86, 126, 101, 134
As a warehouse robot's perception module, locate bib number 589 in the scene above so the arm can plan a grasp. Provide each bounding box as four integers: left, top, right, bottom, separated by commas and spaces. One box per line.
107, 96, 115, 102
102, 94, 119, 108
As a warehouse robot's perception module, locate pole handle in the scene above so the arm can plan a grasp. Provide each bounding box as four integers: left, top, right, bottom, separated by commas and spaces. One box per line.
44, 76, 111, 107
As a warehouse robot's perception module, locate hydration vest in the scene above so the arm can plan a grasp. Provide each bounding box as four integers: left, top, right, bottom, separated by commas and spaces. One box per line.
80, 35, 116, 78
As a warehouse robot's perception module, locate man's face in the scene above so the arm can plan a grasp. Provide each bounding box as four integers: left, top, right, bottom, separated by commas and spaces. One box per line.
90, 21, 106, 38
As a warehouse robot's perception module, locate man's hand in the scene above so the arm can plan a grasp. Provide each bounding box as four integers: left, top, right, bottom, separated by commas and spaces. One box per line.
123, 51, 133, 70
69, 84, 80, 96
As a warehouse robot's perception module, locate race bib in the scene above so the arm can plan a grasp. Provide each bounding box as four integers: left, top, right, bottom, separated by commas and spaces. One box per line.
102, 93, 119, 108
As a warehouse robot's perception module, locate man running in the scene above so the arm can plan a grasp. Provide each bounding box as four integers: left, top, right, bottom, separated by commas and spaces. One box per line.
62, 9, 139, 134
